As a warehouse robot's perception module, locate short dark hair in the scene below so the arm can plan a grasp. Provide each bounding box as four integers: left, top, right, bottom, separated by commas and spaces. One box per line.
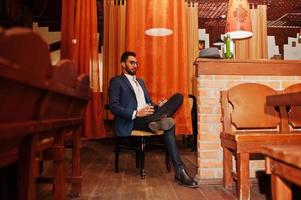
120, 51, 136, 63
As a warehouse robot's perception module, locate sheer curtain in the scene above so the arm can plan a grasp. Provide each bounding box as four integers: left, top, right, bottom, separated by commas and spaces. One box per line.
235, 5, 268, 59
103, 0, 126, 119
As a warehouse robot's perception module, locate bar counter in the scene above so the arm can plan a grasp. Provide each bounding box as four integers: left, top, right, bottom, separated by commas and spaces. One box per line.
194, 58, 301, 181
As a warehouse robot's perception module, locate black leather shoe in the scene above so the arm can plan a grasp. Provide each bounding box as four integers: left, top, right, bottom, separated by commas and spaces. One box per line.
175, 169, 198, 188
148, 117, 175, 132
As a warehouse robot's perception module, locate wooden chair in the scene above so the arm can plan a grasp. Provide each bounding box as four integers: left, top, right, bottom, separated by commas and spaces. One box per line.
0, 28, 54, 200
220, 83, 301, 200
65, 73, 90, 196
0, 28, 89, 200
36, 60, 89, 198
104, 102, 171, 179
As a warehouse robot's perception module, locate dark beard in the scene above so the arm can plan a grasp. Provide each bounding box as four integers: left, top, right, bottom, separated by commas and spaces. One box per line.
125, 67, 136, 75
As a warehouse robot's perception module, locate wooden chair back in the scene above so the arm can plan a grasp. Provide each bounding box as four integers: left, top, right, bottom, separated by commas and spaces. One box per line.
221, 83, 280, 133
68, 74, 90, 118
0, 28, 52, 83
0, 29, 51, 168
38, 60, 77, 120
283, 83, 301, 129
0, 63, 44, 122
0, 28, 52, 123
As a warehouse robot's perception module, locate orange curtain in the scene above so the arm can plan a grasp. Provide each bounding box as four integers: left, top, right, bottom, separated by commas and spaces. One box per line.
61, 0, 74, 59
235, 5, 268, 59
69, 0, 106, 139
103, 0, 126, 119
126, 0, 192, 134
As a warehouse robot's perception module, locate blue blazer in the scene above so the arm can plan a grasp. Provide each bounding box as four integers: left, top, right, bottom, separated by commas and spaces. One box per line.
109, 75, 153, 137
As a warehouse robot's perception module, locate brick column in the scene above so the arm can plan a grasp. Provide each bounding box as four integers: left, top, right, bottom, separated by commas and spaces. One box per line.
196, 75, 301, 180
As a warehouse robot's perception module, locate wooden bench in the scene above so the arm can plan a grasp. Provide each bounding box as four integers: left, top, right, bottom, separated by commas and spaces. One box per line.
220, 83, 301, 200
0, 28, 89, 199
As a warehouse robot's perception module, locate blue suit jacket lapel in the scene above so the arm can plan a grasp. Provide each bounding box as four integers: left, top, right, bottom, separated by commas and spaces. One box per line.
137, 79, 148, 98
121, 75, 136, 96
121, 75, 150, 103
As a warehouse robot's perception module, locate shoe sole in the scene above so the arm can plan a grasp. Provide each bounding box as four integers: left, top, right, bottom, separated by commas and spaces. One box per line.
160, 118, 175, 130
148, 121, 161, 132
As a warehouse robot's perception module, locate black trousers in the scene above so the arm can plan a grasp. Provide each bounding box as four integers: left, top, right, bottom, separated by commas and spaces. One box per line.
133, 93, 185, 172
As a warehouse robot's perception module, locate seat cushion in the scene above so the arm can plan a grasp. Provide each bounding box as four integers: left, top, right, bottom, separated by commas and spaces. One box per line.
131, 130, 164, 136
220, 131, 301, 153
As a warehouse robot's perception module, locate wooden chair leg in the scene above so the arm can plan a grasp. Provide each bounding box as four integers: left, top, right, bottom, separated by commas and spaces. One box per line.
191, 135, 197, 152
271, 175, 292, 200
236, 152, 250, 200
140, 137, 146, 179
69, 127, 82, 197
52, 131, 65, 200
223, 147, 233, 189
18, 134, 38, 200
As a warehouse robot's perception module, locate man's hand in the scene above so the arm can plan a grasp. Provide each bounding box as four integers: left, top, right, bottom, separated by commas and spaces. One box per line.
136, 105, 155, 117
158, 98, 167, 107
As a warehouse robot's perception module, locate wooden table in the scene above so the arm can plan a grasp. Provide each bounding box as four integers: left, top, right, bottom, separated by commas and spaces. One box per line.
267, 91, 301, 132
265, 92, 301, 200
263, 144, 301, 200
266, 91, 301, 106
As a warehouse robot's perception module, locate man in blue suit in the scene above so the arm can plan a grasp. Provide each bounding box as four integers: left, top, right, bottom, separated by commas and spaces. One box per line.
109, 51, 198, 188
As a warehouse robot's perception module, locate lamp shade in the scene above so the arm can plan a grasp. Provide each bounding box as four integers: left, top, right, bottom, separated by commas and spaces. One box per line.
225, 0, 253, 39
142, 0, 174, 37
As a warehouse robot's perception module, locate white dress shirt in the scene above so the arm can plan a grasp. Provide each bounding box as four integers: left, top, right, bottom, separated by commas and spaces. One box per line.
124, 74, 148, 119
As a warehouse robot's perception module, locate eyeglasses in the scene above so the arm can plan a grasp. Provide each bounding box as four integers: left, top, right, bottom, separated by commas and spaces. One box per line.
129, 61, 139, 66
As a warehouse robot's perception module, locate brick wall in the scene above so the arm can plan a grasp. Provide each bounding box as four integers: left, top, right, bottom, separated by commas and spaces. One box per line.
196, 75, 301, 179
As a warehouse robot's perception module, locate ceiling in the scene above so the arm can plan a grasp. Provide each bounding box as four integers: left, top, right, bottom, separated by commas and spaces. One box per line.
196, 0, 301, 29
1, 0, 300, 29
0, 0, 300, 52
